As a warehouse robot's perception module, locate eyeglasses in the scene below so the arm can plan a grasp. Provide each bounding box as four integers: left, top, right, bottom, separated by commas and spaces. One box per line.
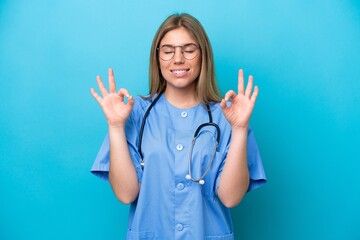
157, 43, 200, 61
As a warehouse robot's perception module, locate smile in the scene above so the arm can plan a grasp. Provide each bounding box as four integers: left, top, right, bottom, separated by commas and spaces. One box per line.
170, 69, 190, 77
171, 69, 189, 74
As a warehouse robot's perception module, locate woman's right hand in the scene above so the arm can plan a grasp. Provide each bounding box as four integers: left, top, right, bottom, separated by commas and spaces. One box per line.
90, 68, 134, 128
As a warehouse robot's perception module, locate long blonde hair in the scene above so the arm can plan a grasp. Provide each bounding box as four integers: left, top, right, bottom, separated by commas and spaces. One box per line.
148, 13, 222, 104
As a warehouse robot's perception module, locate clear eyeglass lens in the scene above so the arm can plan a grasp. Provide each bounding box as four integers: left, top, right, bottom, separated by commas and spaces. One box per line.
159, 44, 199, 61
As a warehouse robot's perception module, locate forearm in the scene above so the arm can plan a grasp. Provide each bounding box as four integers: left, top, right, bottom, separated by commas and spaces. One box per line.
217, 127, 249, 208
108, 125, 140, 204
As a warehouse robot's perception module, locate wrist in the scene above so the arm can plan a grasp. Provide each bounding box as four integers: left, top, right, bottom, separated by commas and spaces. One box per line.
231, 126, 248, 135
108, 124, 126, 132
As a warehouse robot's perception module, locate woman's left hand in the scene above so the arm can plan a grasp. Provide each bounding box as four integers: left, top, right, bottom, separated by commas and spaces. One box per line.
220, 69, 258, 129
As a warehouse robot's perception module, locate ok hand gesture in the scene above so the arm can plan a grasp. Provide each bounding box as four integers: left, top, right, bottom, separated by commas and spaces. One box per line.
220, 69, 258, 129
90, 68, 134, 128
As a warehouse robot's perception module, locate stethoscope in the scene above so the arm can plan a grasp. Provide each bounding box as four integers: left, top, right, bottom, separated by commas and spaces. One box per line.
138, 92, 220, 185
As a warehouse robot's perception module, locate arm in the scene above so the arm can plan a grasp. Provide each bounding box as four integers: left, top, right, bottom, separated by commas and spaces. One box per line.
91, 68, 139, 204
218, 69, 258, 208
108, 125, 140, 204
217, 127, 249, 208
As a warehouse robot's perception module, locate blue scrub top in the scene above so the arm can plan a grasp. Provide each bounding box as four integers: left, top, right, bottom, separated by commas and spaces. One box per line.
91, 94, 266, 240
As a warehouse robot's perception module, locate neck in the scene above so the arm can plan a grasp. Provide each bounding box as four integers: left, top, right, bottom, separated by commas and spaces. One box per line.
164, 88, 200, 108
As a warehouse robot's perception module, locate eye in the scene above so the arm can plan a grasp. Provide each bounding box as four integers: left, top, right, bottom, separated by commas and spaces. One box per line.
183, 44, 198, 53
164, 51, 174, 54
161, 47, 175, 54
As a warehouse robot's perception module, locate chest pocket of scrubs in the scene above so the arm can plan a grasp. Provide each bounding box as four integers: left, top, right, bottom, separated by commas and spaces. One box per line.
205, 232, 234, 240
127, 229, 156, 239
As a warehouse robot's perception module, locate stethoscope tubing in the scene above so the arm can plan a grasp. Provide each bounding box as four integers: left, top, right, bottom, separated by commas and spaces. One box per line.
137, 92, 220, 184
138, 91, 163, 166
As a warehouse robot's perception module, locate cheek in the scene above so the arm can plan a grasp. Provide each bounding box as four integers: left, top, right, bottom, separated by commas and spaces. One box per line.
159, 61, 169, 71
192, 59, 202, 75
158, 62, 168, 76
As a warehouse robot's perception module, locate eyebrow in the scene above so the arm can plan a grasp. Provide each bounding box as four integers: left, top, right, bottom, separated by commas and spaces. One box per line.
160, 43, 197, 48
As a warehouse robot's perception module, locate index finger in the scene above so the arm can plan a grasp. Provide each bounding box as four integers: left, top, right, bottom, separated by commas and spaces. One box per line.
96, 75, 108, 96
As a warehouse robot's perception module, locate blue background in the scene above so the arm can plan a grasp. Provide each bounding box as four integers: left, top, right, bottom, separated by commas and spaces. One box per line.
1, 0, 359, 239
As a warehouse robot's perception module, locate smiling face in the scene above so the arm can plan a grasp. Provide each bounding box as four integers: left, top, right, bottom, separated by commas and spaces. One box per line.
158, 27, 201, 95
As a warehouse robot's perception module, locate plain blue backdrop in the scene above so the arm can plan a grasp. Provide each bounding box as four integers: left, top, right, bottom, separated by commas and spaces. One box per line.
1, 0, 359, 239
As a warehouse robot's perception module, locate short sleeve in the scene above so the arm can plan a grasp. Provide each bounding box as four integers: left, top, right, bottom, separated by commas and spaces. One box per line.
215, 126, 266, 193
90, 105, 144, 182
90, 134, 110, 181
247, 127, 266, 192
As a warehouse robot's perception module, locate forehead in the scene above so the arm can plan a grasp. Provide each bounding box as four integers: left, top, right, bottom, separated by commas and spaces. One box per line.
160, 27, 198, 46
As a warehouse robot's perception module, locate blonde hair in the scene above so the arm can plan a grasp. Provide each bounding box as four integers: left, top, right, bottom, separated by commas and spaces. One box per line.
147, 13, 222, 104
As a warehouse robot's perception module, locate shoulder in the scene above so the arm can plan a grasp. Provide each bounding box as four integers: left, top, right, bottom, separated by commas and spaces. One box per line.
130, 96, 152, 116
207, 102, 232, 138
133, 96, 151, 110
130, 94, 163, 121
209, 102, 229, 126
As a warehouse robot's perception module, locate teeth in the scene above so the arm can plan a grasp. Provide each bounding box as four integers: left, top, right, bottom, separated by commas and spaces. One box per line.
172, 70, 187, 74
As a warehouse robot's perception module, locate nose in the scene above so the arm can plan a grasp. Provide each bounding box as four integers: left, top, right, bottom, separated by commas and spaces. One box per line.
173, 47, 185, 64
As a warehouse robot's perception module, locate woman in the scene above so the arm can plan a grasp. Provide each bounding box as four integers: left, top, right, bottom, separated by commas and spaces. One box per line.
90, 13, 266, 239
